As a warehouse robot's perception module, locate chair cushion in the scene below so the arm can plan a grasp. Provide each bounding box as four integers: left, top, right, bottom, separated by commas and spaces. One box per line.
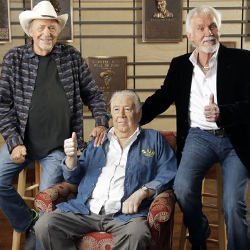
77, 232, 115, 250
159, 131, 176, 152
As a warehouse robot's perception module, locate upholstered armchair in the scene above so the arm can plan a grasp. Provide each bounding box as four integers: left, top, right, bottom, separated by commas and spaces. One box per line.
34, 131, 177, 250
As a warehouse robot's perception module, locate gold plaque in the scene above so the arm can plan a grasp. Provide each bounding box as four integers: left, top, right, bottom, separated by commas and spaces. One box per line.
142, 0, 183, 42
0, 0, 11, 43
87, 57, 127, 108
31, 0, 73, 42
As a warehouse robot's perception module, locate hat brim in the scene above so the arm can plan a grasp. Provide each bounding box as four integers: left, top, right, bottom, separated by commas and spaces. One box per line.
19, 11, 68, 37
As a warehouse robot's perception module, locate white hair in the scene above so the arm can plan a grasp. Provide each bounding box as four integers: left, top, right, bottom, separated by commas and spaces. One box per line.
110, 90, 141, 114
186, 5, 222, 34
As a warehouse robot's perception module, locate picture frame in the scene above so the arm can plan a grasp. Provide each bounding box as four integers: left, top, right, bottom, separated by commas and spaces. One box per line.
31, 0, 73, 42
142, 0, 183, 42
87, 56, 127, 109
0, 0, 11, 43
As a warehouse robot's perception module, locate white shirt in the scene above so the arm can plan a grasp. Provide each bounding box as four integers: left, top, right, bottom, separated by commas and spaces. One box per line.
88, 127, 140, 215
188, 48, 219, 130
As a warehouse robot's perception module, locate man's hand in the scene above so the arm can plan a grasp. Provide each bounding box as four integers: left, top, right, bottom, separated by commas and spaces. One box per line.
10, 145, 27, 164
122, 189, 147, 214
89, 126, 107, 147
204, 93, 220, 122
64, 132, 78, 169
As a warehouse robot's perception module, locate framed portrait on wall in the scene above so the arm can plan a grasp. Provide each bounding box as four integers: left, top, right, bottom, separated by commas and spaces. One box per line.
142, 0, 183, 42
31, 0, 73, 42
87, 56, 127, 110
0, 0, 11, 43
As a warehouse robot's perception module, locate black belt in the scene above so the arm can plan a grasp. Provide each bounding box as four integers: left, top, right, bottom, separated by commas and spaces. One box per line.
203, 128, 227, 137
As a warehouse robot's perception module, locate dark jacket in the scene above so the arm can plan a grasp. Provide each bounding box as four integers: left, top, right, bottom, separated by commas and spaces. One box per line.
140, 44, 250, 170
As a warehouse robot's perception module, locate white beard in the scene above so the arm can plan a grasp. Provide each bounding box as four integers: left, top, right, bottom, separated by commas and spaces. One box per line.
199, 37, 220, 54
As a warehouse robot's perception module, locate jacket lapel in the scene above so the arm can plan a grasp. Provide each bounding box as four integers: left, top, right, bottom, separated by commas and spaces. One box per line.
217, 44, 232, 104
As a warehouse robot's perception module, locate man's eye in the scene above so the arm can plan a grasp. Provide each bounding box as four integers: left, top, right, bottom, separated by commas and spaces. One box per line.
125, 108, 131, 112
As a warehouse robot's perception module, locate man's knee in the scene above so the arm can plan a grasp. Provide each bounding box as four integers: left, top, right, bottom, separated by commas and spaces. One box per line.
223, 195, 248, 219
35, 212, 57, 238
174, 176, 193, 202
125, 219, 151, 244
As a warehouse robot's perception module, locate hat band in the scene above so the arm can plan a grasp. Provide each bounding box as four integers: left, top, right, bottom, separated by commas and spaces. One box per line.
41, 15, 56, 18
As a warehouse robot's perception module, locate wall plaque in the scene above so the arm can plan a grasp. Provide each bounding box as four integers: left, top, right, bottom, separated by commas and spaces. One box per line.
32, 0, 73, 42
0, 0, 11, 43
142, 0, 183, 42
87, 57, 127, 108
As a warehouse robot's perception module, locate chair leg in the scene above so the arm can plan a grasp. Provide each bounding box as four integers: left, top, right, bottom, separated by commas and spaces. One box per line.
12, 232, 21, 250
17, 168, 27, 197
12, 168, 27, 250
179, 216, 187, 250
35, 160, 41, 194
12, 161, 41, 250
216, 164, 227, 250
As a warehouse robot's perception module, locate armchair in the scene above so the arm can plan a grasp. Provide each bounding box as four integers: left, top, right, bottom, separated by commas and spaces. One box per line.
34, 131, 177, 250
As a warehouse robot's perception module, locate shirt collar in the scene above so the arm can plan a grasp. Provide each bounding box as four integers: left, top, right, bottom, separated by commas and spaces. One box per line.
108, 126, 140, 142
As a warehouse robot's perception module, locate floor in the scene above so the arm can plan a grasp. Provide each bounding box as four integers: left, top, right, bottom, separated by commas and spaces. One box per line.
0, 178, 250, 250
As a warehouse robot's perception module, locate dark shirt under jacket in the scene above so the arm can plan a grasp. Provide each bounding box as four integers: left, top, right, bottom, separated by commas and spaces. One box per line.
24, 54, 71, 157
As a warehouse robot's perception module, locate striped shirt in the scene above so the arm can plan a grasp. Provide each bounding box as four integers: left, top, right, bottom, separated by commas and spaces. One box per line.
0, 41, 110, 153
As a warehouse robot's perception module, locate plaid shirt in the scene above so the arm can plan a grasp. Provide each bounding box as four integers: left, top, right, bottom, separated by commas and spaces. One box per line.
0, 41, 110, 153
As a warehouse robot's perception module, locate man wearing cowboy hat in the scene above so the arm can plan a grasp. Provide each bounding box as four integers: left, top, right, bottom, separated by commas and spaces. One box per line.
0, 1, 110, 250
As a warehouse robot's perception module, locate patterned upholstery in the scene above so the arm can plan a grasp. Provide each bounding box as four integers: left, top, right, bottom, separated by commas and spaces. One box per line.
77, 232, 114, 250
34, 131, 177, 250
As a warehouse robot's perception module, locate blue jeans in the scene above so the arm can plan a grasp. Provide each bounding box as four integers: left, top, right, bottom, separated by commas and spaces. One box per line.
173, 127, 250, 250
0, 144, 65, 233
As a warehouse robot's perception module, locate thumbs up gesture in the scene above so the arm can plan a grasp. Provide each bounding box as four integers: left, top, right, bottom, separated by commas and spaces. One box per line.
204, 93, 220, 122
64, 132, 78, 169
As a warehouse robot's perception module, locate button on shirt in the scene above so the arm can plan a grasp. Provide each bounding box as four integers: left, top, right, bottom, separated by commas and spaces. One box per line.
88, 127, 140, 215
189, 48, 219, 130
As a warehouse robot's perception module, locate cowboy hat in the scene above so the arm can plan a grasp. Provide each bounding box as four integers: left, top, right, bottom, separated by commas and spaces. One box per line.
19, 1, 68, 36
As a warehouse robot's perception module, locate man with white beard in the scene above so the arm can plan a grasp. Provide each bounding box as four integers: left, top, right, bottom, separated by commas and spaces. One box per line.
140, 5, 250, 250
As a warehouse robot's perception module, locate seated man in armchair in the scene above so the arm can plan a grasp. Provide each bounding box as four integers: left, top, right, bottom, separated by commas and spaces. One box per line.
35, 90, 177, 250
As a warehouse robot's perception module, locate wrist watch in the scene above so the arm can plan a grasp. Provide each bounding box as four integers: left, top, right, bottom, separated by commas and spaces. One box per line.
141, 185, 150, 197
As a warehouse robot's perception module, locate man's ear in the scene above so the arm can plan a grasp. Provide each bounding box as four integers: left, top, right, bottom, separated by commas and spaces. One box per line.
28, 30, 33, 38
187, 32, 193, 42
138, 109, 142, 122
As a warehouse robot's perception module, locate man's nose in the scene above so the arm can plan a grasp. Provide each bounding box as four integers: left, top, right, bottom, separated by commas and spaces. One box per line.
43, 27, 51, 36
205, 28, 213, 36
118, 108, 125, 116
